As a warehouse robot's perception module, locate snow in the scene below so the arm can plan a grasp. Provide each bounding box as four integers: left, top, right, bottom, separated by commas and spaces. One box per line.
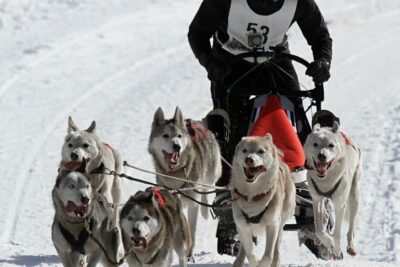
0, 0, 399, 266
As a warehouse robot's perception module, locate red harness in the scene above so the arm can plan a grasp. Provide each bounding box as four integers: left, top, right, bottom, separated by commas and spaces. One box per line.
103, 143, 114, 152
152, 187, 166, 207
340, 132, 352, 146
185, 119, 209, 142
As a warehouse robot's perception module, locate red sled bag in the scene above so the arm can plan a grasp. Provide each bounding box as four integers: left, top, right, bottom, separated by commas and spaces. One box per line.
248, 94, 305, 171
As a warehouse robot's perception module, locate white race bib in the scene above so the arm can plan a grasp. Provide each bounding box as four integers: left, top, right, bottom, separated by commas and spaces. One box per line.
220, 0, 298, 62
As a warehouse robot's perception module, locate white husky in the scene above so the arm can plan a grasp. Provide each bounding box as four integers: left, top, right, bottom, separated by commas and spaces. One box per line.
231, 134, 296, 267
60, 117, 123, 207
304, 121, 362, 258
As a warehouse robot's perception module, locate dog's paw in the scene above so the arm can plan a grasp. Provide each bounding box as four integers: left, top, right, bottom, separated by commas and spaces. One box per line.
347, 245, 357, 256
187, 255, 195, 263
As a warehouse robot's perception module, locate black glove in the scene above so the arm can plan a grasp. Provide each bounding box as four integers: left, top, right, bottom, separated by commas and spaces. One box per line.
306, 60, 331, 83
205, 57, 231, 83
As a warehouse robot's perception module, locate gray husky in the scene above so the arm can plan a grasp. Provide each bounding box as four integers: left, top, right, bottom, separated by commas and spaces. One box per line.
120, 187, 192, 267
304, 121, 362, 258
148, 107, 222, 251
60, 117, 123, 207
52, 160, 121, 267
231, 134, 296, 267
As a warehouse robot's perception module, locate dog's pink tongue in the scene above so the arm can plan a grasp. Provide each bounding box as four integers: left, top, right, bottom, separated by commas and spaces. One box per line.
75, 205, 86, 215
162, 150, 174, 171
133, 237, 148, 249
64, 161, 81, 170
66, 201, 78, 212
316, 163, 328, 175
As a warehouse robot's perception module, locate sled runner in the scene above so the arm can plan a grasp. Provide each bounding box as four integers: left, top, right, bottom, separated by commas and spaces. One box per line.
208, 47, 337, 260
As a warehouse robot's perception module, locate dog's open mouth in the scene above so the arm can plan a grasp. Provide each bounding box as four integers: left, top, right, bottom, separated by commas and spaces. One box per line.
131, 236, 148, 250
243, 166, 267, 182
66, 201, 87, 218
313, 159, 333, 178
162, 150, 180, 171
63, 161, 82, 170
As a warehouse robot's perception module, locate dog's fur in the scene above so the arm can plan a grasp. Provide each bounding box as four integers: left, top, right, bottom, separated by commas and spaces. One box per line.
231, 134, 295, 267
60, 117, 123, 206
148, 107, 222, 250
304, 121, 362, 257
120, 188, 192, 267
51, 161, 121, 267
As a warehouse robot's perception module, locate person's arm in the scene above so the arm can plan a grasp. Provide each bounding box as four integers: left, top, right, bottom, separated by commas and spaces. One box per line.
295, 0, 332, 63
188, 0, 227, 67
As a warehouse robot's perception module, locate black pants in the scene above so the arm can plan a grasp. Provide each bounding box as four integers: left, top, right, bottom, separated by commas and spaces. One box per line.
211, 58, 311, 186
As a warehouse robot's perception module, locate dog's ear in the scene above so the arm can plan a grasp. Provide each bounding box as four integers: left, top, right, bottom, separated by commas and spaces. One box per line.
331, 121, 340, 133
173, 106, 184, 125
313, 123, 321, 132
77, 158, 87, 173
264, 133, 273, 142
68, 116, 79, 133
153, 107, 165, 127
235, 137, 245, 155
85, 121, 96, 133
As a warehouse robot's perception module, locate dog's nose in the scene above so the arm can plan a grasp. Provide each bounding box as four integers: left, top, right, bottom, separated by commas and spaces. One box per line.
245, 157, 254, 166
71, 152, 79, 161
172, 144, 181, 152
132, 228, 140, 236
81, 196, 90, 205
318, 153, 326, 162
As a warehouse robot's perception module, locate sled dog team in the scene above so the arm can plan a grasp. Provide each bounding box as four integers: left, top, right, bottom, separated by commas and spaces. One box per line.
52, 107, 362, 267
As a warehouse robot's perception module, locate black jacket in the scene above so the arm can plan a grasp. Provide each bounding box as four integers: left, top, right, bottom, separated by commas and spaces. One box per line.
188, 0, 332, 68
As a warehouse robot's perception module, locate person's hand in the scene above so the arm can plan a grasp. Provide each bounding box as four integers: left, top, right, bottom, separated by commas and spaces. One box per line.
205, 57, 231, 83
306, 60, 330, 83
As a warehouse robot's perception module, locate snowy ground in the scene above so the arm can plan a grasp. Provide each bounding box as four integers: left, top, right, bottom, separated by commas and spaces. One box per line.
0, 0, 399, 266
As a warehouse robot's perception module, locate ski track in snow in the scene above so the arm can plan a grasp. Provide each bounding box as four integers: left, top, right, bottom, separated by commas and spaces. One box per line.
0, 1, 196, 244
1, 0, 400, 266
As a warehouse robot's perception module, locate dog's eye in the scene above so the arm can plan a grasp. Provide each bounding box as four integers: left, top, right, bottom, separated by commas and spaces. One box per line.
68, 184, 75, 189
162, 134, 169, 138
258, 149, 265, 154
143, 216, 150, 222
82, 143, 89, 148
68, 143, 73, 148
329, 143, 335, 148
242, 149, 247, 153
177, 134, 182, 138
313, 143, 318, 147
86, 184, 90, 189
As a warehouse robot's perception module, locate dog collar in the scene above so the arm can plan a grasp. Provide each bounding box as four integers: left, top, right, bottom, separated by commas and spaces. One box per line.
233, 187, 271, 202
311, 178, 343, 198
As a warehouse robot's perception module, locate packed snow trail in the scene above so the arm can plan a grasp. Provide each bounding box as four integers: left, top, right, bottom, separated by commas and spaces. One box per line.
0, 0, 399, 266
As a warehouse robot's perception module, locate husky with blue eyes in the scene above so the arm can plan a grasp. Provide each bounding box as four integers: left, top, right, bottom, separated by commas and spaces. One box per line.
51, 160, 122, 267
120, 187, 192, 267
60, 116, 123, 207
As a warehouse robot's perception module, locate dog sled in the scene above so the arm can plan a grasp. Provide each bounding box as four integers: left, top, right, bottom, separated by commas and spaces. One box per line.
209, 46, 337, 260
